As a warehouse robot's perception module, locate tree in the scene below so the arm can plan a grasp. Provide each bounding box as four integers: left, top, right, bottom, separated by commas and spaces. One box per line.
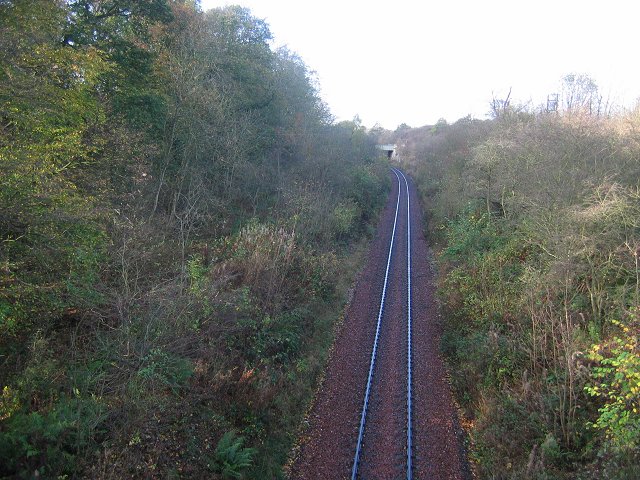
489, 87, 512, 118
0, 0, 109, 291
561, 73, 601, 115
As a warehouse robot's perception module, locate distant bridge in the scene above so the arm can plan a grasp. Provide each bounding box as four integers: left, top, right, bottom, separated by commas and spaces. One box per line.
377, 144, 397, 159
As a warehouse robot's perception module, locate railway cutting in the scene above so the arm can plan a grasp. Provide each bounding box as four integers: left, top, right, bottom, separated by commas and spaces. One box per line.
290, 169, 471, 480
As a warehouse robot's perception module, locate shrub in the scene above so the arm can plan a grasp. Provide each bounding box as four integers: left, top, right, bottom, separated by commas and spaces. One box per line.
133, 347, 194, 395
585, 317, 640, 453
331, 200, 360, 240
404, 104, 640, 478
0, 395, 106, 478
211, 430, 256, 479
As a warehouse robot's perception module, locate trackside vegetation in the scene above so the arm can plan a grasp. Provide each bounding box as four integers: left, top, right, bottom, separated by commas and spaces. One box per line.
392, 95, 640, 478
0, 1, 389, 478
6, 1, 637, 478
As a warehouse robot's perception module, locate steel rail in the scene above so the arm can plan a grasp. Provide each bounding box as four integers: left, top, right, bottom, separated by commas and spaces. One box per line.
351, 169, 402, 480
397, 168, 413, 480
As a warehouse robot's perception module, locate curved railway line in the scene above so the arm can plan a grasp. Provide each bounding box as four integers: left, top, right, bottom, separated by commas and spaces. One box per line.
291, 168, 470, 480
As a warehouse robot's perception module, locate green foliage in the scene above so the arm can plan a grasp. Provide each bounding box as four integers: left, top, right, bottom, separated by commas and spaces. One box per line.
472, 393, 546, 476
347, 164, 389, 223
585, 318, 640, 452
441, 206, 503, 261
0, 395, 106, 478
133, 348, 194, 394
211, 430, 256, 479
440, 210, 526, 326
0, 0, 111, 344
0, 0, 388, 478
240, 309, 306, 367
332, 201, 360, 238
404, 99, 640, 477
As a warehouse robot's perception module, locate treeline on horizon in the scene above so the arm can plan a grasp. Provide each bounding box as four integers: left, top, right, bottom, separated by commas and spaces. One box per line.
0, 1, 389, 478
392, 79, 640, 479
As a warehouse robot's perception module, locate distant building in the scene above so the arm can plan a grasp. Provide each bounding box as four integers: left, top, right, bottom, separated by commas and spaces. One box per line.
377, 144, 397, 159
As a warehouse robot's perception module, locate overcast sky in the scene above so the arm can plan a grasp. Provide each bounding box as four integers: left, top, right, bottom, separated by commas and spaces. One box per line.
200, 0, 640, 129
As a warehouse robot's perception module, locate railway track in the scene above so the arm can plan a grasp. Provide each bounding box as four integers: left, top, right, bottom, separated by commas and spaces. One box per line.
291, 168, 469, 480
351, 168, 413, 479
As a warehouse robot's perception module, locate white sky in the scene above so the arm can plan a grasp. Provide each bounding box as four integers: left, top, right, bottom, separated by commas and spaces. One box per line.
200, 0, 640, 129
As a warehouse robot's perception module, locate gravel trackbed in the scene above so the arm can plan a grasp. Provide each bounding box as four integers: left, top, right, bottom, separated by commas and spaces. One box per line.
290, 171, 471, 480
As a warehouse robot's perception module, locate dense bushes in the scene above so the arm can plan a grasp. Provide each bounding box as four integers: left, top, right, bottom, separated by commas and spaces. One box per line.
0, 1, 389, 478
399, 106, 640, 478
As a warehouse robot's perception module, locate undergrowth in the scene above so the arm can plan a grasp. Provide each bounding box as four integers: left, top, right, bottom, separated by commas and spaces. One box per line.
401, 108, 640, 479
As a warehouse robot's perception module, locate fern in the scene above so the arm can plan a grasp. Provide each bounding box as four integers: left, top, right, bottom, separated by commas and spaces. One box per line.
213, 430, 256, 479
